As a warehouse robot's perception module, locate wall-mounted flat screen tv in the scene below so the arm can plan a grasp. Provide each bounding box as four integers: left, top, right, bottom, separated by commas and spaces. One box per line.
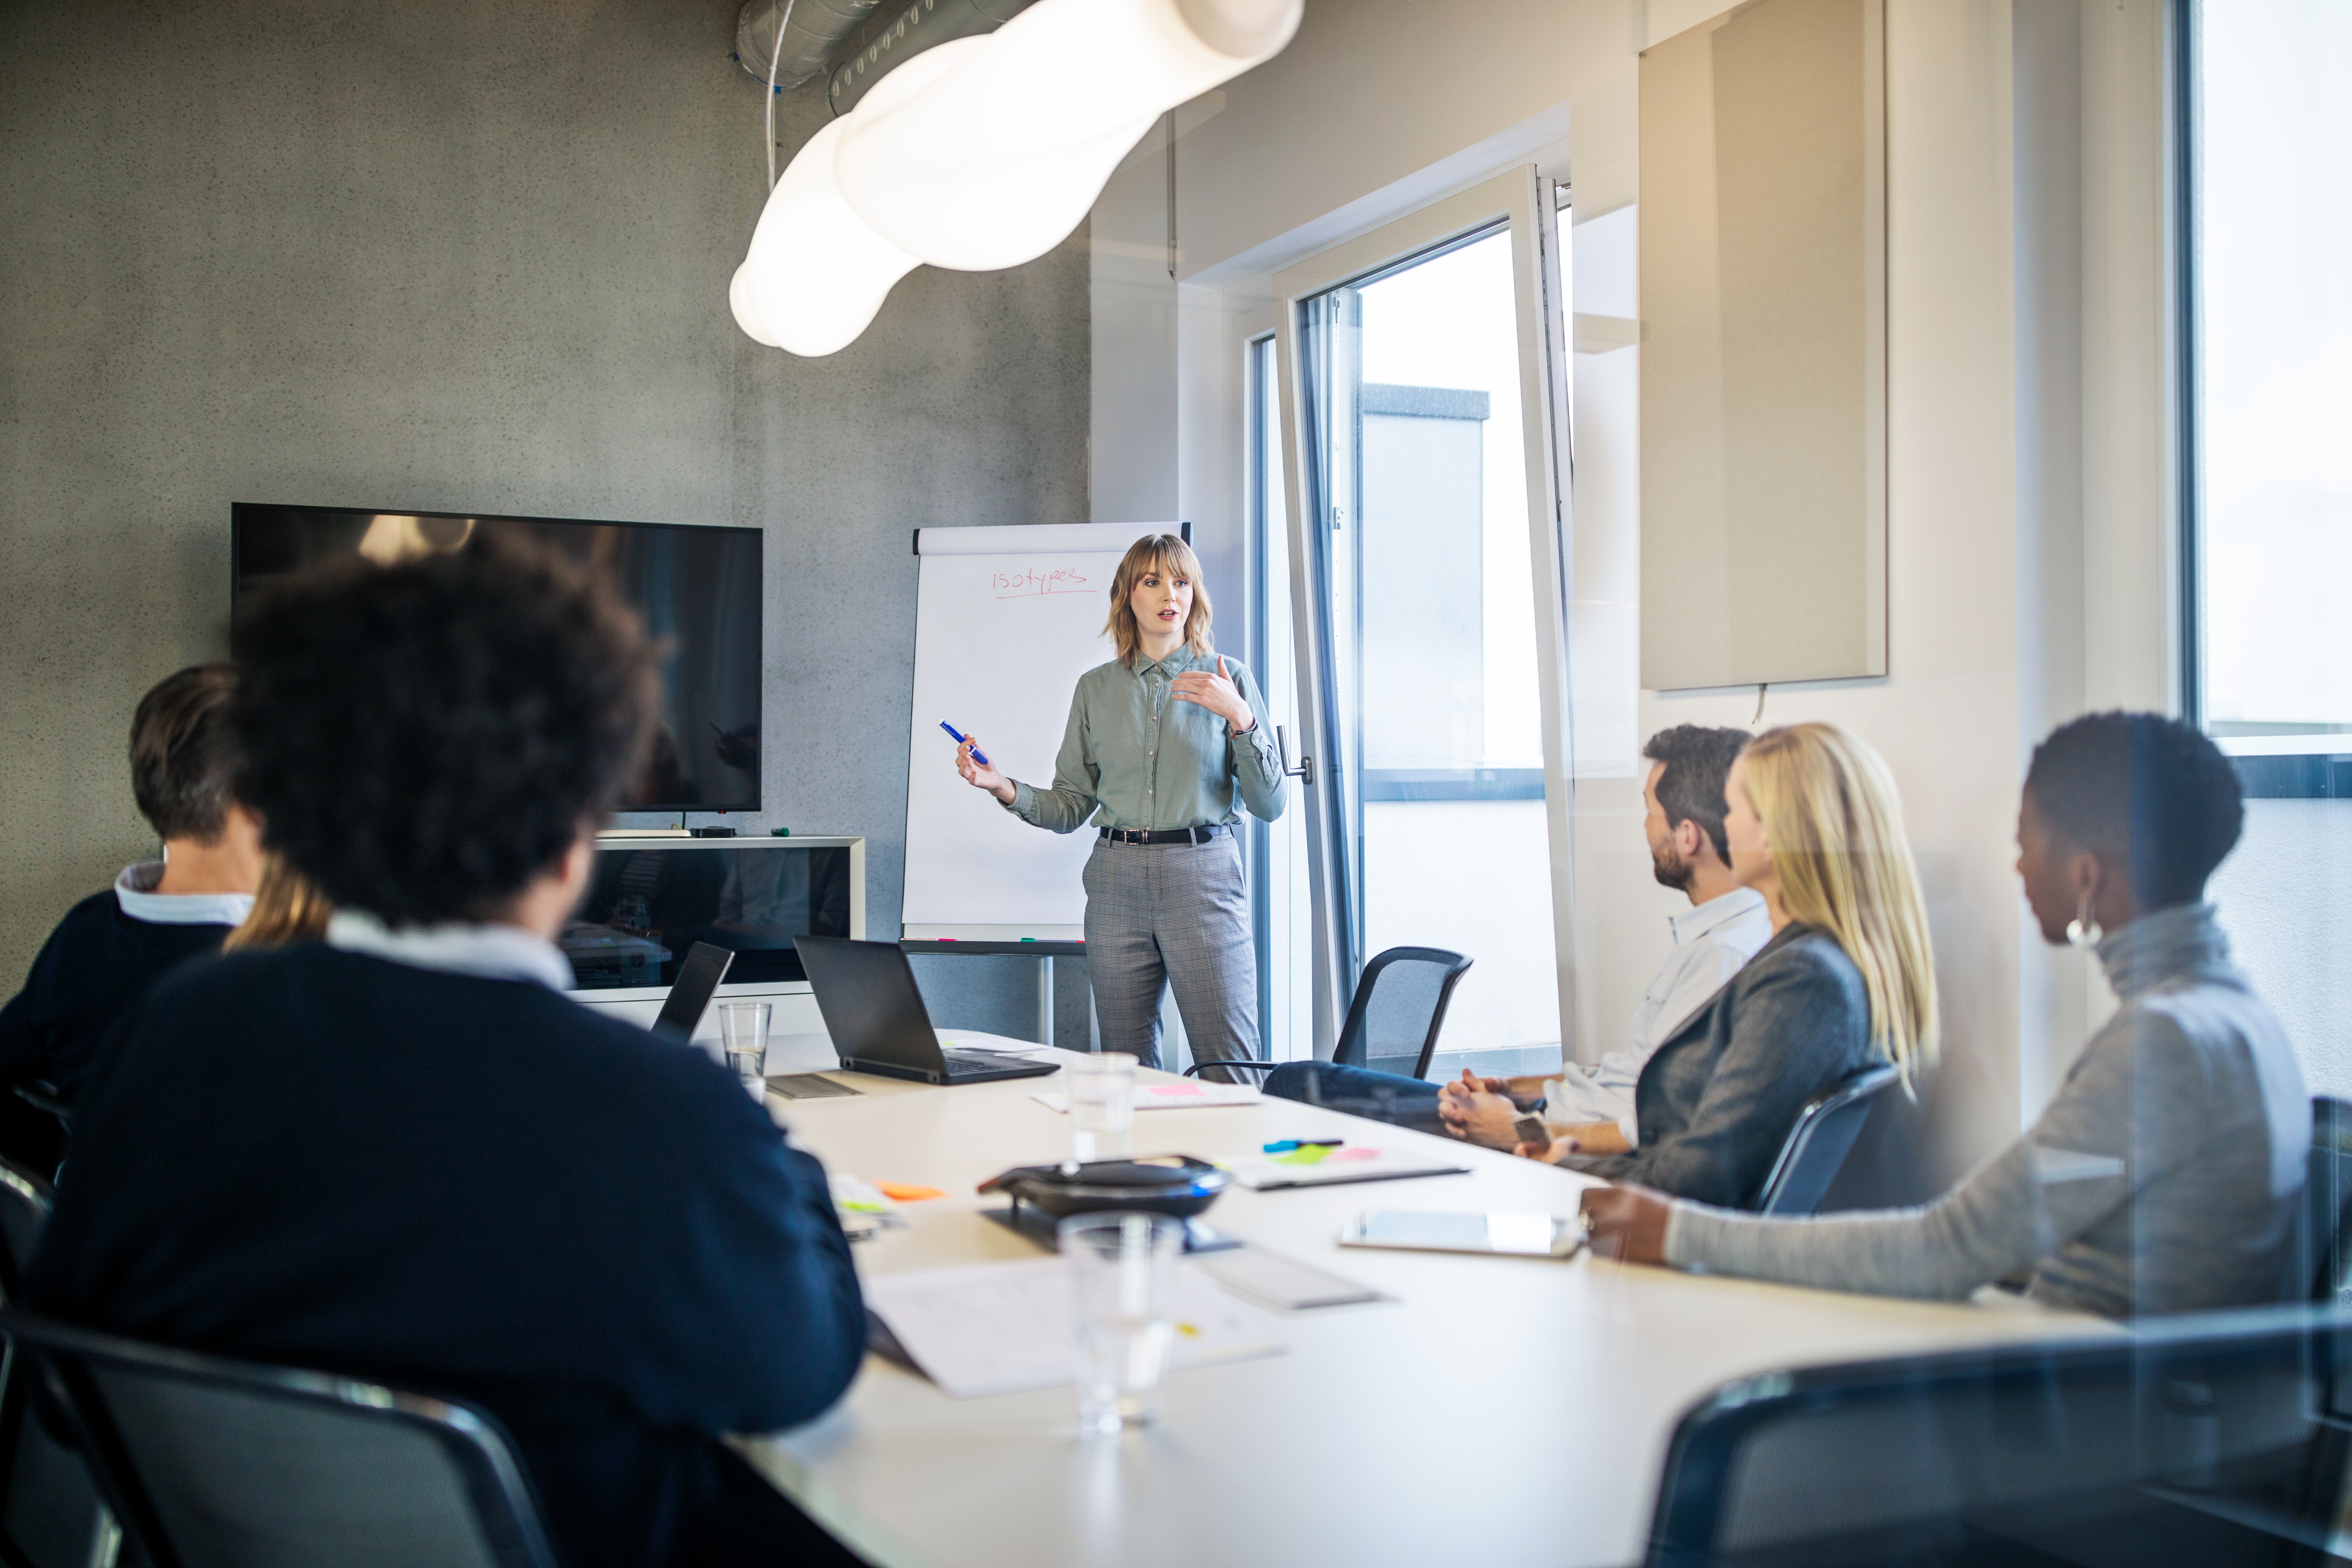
231, 504, 763, 813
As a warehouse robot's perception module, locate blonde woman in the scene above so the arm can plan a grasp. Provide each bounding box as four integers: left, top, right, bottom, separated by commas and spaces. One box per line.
222, 852, 332, 952
954, 534, 1284, 1078
1446, 721, 1938, 1209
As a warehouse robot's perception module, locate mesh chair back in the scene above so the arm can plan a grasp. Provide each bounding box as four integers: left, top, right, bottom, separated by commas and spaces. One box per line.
1334, 947, 1474, 1079
4, 1314, 559, 1568
1754, 1064, 1900, 1216
2303, 1097, 2352, 1304
1650, 1304, 2351, 1568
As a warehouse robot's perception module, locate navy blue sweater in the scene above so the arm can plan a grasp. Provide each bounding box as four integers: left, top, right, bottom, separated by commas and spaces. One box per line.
27, 945, 865, 1568
0, 889, 233, 1100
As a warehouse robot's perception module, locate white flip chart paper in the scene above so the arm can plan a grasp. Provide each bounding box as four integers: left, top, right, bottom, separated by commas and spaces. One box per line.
902, 523, 1179, 937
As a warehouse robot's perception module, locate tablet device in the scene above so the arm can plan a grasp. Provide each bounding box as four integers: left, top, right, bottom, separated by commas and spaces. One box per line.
1337, 1211, 1586, 1259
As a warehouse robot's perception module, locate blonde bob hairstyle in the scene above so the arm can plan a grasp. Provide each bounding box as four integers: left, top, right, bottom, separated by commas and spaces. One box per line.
1738, 722, 1940, 1083
1104, 533, 1215, 667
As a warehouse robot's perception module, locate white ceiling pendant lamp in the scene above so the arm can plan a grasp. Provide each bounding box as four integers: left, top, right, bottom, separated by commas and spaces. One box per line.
733, 0, 1302, 356
730, 39, 983, 356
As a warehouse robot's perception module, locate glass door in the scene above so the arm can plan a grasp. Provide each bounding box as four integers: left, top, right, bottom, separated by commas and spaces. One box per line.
1272, 167, 1576, 1063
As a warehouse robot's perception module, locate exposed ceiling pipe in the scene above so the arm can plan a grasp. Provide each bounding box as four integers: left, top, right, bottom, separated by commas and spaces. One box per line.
734, 0, 890, 91
824, 0, 1037, 118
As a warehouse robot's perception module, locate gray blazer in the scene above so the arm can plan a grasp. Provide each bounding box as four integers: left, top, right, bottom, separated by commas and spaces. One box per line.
1568, 922, 1881, 1208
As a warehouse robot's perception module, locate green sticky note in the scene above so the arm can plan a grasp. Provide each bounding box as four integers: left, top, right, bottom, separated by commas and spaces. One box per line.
1272, 1144, 1334, 1166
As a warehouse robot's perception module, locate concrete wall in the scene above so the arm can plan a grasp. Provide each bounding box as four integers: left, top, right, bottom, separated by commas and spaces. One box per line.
0, 0, 1091, 1027
1129, 0, 2178, 1189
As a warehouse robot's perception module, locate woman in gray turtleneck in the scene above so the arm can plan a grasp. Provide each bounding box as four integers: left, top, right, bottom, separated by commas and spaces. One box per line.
1583, 712, 2310, 1319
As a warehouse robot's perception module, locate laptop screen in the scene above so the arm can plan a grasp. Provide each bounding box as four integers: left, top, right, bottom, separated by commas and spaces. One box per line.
795, 938, 940, 1069
651, 943, 734, 1041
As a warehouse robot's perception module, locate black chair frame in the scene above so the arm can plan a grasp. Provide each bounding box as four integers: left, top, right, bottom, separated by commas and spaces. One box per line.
2303, 1096, 2352, 1303
0, 1312, 562, 1568
1752, 1063, 1902, 1216
0, 1158, 59, 1568
1186, 945, 1474, 1080
1650, 1303, 2352, 1568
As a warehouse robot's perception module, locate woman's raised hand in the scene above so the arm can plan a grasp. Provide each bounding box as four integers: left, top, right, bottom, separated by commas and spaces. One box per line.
1170, 656, 1255, 732
955, 736, 1016, 804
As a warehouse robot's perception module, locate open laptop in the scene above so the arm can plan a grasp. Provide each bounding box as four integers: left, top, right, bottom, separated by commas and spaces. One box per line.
796, 936, 1056, 1085
650, 941, 734, 1044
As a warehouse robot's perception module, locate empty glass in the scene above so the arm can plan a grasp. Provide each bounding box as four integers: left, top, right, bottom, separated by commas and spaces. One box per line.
1065, 1052, 1136, 1163
718, 1000, 770, 1101
1059, 1211, 1184, 1435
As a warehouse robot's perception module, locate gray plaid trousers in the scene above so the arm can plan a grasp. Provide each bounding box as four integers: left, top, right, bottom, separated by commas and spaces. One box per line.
1081, 835, 1258, 1077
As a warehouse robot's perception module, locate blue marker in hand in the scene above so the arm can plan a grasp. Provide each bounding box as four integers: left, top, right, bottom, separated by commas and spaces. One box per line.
940, 722, 989, 766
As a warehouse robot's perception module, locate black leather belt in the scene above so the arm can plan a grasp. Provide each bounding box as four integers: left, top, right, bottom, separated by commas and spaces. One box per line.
1099, 824, 1230, 846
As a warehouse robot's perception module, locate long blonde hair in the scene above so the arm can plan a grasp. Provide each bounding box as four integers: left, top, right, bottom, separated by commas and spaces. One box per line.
1738, 723, 1939, 1082
1104, 534, 1214, 667
224, 852, 333, 951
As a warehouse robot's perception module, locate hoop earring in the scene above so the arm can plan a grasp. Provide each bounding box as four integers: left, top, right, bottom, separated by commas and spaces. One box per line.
2066, 896, 2104, 950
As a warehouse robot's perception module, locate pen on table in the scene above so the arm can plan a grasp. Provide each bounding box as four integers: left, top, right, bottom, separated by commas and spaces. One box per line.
940, 722, 989, 766
1263, 1139, 1344, 1154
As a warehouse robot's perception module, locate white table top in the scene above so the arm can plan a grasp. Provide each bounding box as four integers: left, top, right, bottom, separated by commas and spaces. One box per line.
739, 1035, 2114, 1568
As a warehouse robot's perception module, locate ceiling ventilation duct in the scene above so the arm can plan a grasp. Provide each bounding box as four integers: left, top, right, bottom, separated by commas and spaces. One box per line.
825, 0, 1038, 117
734, 0, 890, 91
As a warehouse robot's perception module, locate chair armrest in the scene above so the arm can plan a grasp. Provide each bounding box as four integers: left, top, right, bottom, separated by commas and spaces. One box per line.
1180, 1060, 1280, 1078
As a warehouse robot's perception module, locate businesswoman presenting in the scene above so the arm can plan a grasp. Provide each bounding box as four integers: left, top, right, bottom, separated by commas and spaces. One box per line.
954, 533, 1284, 1080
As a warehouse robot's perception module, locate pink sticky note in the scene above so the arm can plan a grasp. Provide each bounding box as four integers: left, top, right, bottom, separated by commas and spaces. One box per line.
1149, 1083, 1207, 1097
1325, 1146, 1380, 1164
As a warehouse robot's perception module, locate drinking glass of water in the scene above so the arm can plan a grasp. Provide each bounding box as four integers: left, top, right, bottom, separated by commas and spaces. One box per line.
718, 1000, 770, 1101
1058, 1211, 1184, 1435
1065, 1052, 1136, 1163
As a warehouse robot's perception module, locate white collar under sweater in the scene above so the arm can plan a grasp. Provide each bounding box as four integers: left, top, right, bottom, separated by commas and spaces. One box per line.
113, 861, 255, 928
325, 910, 573, 993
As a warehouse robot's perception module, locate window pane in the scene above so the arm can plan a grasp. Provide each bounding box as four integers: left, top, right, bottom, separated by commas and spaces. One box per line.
2196, 0, 2352, 1101
1300, 226, 1564, 1060
2198, 0, 2352, 737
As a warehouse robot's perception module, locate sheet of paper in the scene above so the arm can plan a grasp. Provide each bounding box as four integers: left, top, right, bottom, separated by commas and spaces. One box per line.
863, 1256, 1285, 1399
1031, 1080, 1262, 1113
1225, 1145, 1470, 1190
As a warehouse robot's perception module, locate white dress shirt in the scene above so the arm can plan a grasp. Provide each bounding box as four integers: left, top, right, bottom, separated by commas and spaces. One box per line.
113, 861, 255, 928
1544, 886, 1773, 1146
325, 910, 575, 993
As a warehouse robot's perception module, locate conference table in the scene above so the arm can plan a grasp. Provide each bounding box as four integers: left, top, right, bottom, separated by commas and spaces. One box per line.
736, 1033, 2113, 1568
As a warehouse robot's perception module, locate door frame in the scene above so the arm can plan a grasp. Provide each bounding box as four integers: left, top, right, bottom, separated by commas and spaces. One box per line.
1269, 164, 1580, 1060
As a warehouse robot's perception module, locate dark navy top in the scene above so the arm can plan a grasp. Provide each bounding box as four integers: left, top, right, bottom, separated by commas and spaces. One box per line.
0, 889, 233, 1100
26, 945, 864, 1568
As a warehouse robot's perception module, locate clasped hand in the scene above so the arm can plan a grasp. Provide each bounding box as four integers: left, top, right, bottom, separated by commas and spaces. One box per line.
1435, 1070, 1573, 1156
1169, 657, 1254, 732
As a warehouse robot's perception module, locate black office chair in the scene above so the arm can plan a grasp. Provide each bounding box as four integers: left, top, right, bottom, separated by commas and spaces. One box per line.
4, 1313, 561, 1568
1647, 1303, 2352, 1568
1184, 946, 1474, 1080
2301, 1097, 2352, 1305
0, 1155, 122, 1568
1753, 1063, 1902, 1216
